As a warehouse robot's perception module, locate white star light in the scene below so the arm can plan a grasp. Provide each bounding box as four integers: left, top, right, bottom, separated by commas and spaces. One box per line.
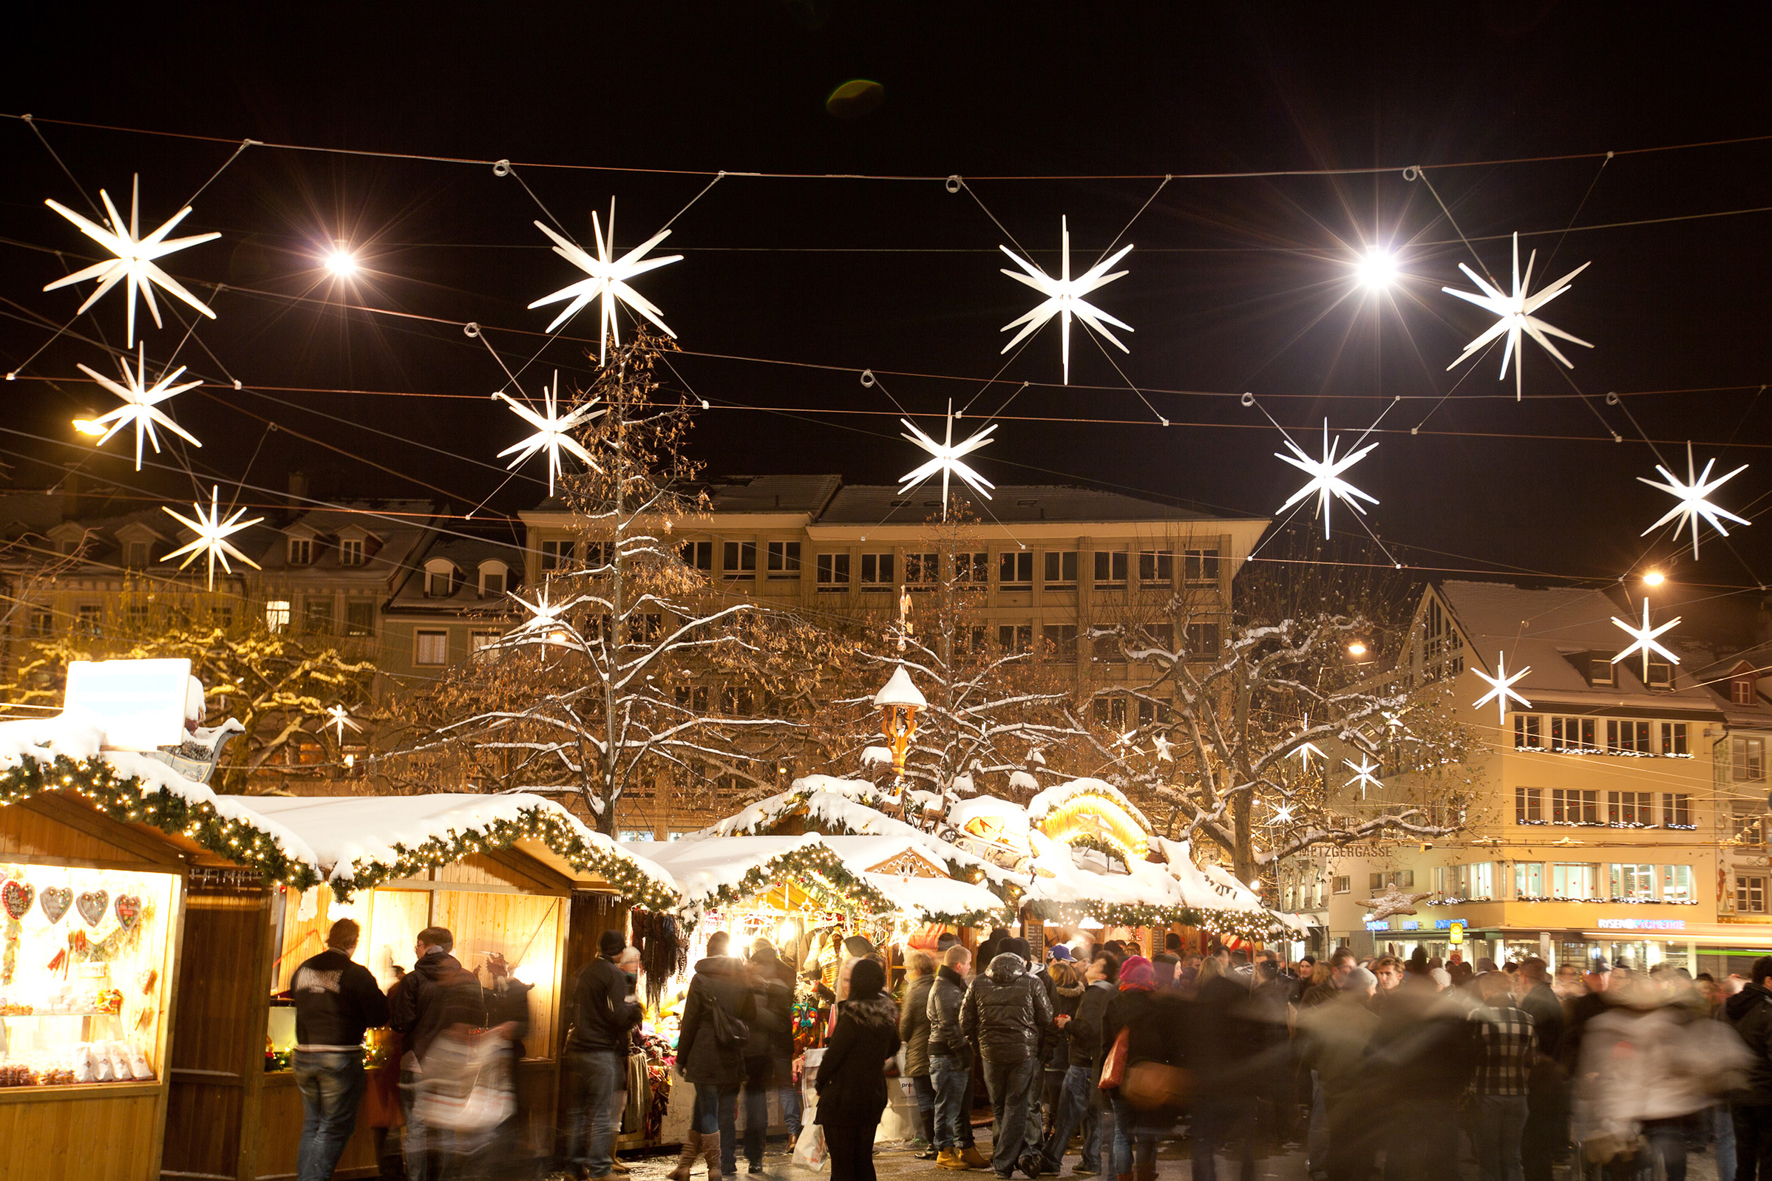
511, 586, 575, 642
1153, 734, 1174, 763
1442, 232, 1592, 400
494, 371, 606, 496
1275, 419, 1379, 538
77, 343, 204, 471
1472, 651, 1532, 725
1343, 756, 1382, 798
161, 486, 263, 592
998, 216, 1134, 385
1267, 801, 1296, 826
325, 705, 363, 744
1292, 740, 1325, 768
44, 176, 220, 347
899, 401, 997, 518
1638, 441, 1749, 560
1610, 598, 1682, 683
527, 200, 681, 364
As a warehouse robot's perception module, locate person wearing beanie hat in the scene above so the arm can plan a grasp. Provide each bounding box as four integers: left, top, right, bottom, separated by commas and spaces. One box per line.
1097, 955, 1179, 1181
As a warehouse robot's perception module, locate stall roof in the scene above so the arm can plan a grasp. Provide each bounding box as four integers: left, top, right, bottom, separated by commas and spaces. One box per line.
1026, 777, 1154, 831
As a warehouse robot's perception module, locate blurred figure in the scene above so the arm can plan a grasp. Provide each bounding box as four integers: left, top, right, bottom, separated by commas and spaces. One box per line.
1152, 953, 1180, 992
1045, 950, 1117, 1177
1190, 955, 1264, 1181
1367, 968, 1476, 1181
1515, 959, 1566, 1181
1299, 966, 1379, 1181
816, 958, 901, 1181
291, 918, 389, 1181
1470, 970, 1537, 1181
927, 944, 981, 1170
1033, 959, 1087, 1172
391, 926, 487, 1181
900, 950, 939, 1160
672, 931, 757, 1181
1727, 956, 1772, 1181
1553, 963, 1584, 999
1250, 957, 1295, 1146
740, 939, 797, 1173
1099, 955, 1170, 1181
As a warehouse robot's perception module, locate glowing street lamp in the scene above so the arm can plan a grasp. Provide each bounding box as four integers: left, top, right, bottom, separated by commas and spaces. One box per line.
324, 246, 358, 277
875, 665, 926, 806
1354, 248, 1397, 289
1642, 570, 1666, 587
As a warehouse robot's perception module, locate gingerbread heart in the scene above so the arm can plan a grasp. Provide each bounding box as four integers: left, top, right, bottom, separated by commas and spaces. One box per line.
1, 880, 32, 921
113, 895, 142, 933
76, 890, 109, 928
40, 886, 71, 924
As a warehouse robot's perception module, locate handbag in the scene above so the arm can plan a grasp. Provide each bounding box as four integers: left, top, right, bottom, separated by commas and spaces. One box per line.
1098, 1027, 1130, 1090
1119, 1060, 1192, 1111
710, 995, 750, 1048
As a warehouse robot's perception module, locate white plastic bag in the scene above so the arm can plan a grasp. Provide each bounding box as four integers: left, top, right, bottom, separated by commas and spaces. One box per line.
792, 1115, 827, 1171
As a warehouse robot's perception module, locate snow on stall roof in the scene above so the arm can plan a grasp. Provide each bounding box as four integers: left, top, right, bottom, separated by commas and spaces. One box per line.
1023, 831, 1187, 911
1156, 837, 1267, 915
863, 871, 1011, 925
1026, 777, 1154, 831
947, 795, 1030, 832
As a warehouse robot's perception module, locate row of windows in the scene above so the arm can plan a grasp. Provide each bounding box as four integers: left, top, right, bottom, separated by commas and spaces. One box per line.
1515, 788, 1692, 828
1513, 715, 1689, 755
1429, 861, 1694, 903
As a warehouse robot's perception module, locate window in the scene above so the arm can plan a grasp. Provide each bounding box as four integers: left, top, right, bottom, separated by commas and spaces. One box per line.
1041, 625, 1078, 662
584, 542, 609, 569
1138, 550, 1174, 583
345, 601, 374, 637
1740, 876, 1769, 915
1663, 794, 1692, 828
479, 563, 507, 597
339, 537, 364, 567
426, 565, 456, 598
265, 600, 291, 633
125, 603, 149, 631
1332, 875, 1350, 895
1093, 550, 1128, 586
1550, 716, 1596, 751
1661, 722, 1687, 756
1551, 863, 1598, 899
1735, 677, 1759, 706
1145, 622, 1174, 651
674, 685, 710, 713
1663, 865, 1693, 903
1733, 804, 1765, 847
1646, 661, 1674, 689
627, 613, 662, 644
1735, 737, 1766, 782
1184, 549, 1221, 584
28, 609, 52, 637
999, 551, 1033, 586
1611, 864, 1655, 900
1514, 714, 1542, 749
213, 603, 234, 630
1369, 872, 1386, 891
304, 598, 334, 635
956, 552, 988, 584
859, 552, 894, 590
414, 630, 449, 666
1453, 863, 1495, 900
1515, 862, 1544, 897
766, 541, 801, 578
1136, 698, 1170, 726
1043, 551, 1078, 586
1607, 719, 1650, 753
1184, 622, 1221, 655
722, 541, 757, 579
1369, 870, 1415, 890
721, 687, 756, 716
470, 630, 500, 653
904, 552, 938, 586
1607, 791, 1653, 826
1551, 788, 1599, 825
681, 541, 712, 572
125, 541, 149, 567
998, 624, 1033, 653
1590, 659, 1615, 687
815, 552, 850, 590
1515, 786, 1543, 824
541, 539, 574, 571
288, 537, 312, 566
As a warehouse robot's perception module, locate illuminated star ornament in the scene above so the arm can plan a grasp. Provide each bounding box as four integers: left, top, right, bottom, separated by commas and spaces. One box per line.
1610, 598, 1682, 683
1343, 756, 1382, 797
1275, 419, 1379, 538
1472, 651, 1532, 725
899, 401, 997, 518
494, 371, 606, 496
325, 705, 363, 744
999, 216, 1134, 384
77, 343, 203, 470
1291, 741, 1326, 768
1443, 232, 1592, 400
528, 199, 681, 364
1638, 441, 1749, 560
1359, 887, 1432, 922
1152, 734, 1174, 763
44, 176, 220, 347
511, 586, 574, 641
1266, 800, 1295, 826
161, 486, 263, 591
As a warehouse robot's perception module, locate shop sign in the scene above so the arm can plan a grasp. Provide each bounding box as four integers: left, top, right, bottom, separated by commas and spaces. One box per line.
1401, 921, 1420, 930
1596, 918, 1686, 931
63, 659, 193, 750
1433, 918, 1465, 930
1365, 920, 1390, 931
1447, 921, 1465, 945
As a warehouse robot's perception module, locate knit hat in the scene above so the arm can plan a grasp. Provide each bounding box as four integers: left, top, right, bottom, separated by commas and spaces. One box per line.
1118, 955, 1155, 990
1344, 966, 1377, 992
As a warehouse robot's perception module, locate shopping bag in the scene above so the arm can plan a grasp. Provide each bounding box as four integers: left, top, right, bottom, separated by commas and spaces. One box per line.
1120, 1061, 1192, 1110
1098, 1027, 1130, 1090
793, 1119, 828, 1171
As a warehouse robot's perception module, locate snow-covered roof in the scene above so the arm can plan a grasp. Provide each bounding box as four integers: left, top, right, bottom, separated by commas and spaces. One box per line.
874, 666, 928, 708
1026, 777, 1154, 832
948, 795, 1030, 833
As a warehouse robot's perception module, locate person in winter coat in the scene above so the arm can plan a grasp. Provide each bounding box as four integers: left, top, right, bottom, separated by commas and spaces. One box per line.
961, 941, 1059, 1180
1035, 957, 1097, 1174
900, 951, 939, 1160
1515, 958, 1568, 1181
927, 944, 983, 1170
738, 940, 798, 1173
1729, 957, 1772, 1181
816, 957, 901, 1181
290, 919, 390, 1181
566, 929, 644, 1181
1099, 955, 1186, 1181
1298, 967, 1381, 1181
389, 926, 488, 1181
1363, 970, 1478, 1181
1469, 970, 1538, 1181
671, 932, 759, 1181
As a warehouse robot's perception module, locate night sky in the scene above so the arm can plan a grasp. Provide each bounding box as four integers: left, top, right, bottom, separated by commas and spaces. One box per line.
2, 4, 1768, 590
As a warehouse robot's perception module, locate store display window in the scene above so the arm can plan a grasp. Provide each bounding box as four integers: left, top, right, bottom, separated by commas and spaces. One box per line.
0, 862, 178, 1088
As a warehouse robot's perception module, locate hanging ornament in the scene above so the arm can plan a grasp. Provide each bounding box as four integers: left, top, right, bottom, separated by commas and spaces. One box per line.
76, 343, 203, 471
1152, 734, 1174, 763
1610, 598, 1682, 683
494, 371, 607, 496
1359, 886, 1432, 922
43, 176, 220, 347
1291, 741, 1325, 768
1275, 419, 1379, 539
1637, 441, 1749, 560
1472, 651, 1532, 724
325, 705, 362, 744
511, 586, 572, 640
898, 401, 996, 518
1342, 756, 1382, 797
998, 216, 1133, 385
1442, 232, 1591, 400
527, 199, 681, 363
161, 485, 264, 591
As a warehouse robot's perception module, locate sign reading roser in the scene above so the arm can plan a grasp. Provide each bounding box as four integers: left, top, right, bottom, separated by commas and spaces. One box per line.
63, 658, 193, 750
1595, 918, 1687, 931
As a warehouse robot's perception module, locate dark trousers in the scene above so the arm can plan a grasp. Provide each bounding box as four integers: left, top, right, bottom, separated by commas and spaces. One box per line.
826, 1120, 877, 1181
1737, 1106, 1772, 1181
1522, 1066, 1569, 1181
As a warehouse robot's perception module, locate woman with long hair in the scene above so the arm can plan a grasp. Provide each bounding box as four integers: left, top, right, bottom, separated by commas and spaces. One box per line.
815, 958, 901, 1181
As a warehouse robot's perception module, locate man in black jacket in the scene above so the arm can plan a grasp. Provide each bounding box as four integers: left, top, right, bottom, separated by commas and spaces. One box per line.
961, 939, 1058, 1180
566, 929, 644, 1181
291, 919, 390, 1181
1728, 957, 1772, 1181
389, 926, 487, 1181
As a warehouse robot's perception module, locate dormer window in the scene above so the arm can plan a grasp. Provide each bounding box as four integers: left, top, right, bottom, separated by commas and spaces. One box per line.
479, 560, 509, 598
1590, 658, 1614, 688
1733, 666, 1760, 706
125, 541, 149, 567
424, 559, 458, 598
1646, 661, 1674, 689
339, 538, 364, 567
289, 537, 312, 566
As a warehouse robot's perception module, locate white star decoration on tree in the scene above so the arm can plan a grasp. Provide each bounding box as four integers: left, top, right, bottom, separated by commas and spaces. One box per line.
1359, 886, 1432, 922
999, 216, 1134, 384
1343, 756, 1382, 797
1611, 599, 1682, 683
1472, 651, 1532, 725
1275, 419, 1379, 538
44, 176, 220, 347
1266, 801, 1295, 826
1292, 740, 1325, 768
1152, 734, 1173, 763
325, 705, 362, 744
161, 486, 263, 591
1638, 442, 1749, 560
1442, 232, 1592, 400
511, 586, 574, 641
528, 200, 681, 364
494, 371, 606, 496
899, 401, 997, 518
77, 343, 203, 470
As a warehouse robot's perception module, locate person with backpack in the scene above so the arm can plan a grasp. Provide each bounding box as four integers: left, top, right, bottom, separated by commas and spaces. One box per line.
670, 932, 758, 1181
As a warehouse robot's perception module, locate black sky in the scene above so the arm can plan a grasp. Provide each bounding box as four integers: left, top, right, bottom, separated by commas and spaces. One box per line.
2, 3, 1769, 588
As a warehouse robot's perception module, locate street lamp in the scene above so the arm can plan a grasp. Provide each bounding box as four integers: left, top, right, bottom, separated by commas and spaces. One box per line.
875, 665, 926, 811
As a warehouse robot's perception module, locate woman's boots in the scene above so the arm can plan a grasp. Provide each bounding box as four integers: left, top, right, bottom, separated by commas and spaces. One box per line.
700, 1132, 724, 1181
668, 1131, 701, 1181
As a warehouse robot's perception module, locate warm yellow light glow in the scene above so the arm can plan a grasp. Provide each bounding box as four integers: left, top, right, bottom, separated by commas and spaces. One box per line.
1347, 642, 1368, 657
1643, 570, 1666, 587
72, 418, 106, 436
324, 248, 358, 277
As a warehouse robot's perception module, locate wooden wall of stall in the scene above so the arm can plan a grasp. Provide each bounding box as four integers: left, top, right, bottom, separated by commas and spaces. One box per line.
0, 792, 190, 1181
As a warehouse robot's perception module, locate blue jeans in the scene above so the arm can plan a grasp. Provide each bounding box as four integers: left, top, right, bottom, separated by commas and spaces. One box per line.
1040, 1065, 1092, 1169
1718, 1104, 1739, 1181
1109, 1093, 1156, 1176
738, 1081, 799, 1167
295, 1050, 366, 1181
1475, 1095, 1529, 1181
983, 1056, 1038, 1177
566, 1049, 622, 1177
913, 1074, 937, 1143
1306, 1071, 1327, 1177
931, 1054, 971, 1152
693, 1081, 739, 1136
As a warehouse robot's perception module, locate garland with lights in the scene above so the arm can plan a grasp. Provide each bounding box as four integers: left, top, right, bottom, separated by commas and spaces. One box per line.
689, 843, 1010, 930
1022, 897, 1278, 943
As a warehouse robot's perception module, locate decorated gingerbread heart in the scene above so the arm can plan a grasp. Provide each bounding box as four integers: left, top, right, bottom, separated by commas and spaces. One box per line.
1, 880, 32, 921
113, 895, 142, 933
76, 890, 109, 928
39, 886, 71, 924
